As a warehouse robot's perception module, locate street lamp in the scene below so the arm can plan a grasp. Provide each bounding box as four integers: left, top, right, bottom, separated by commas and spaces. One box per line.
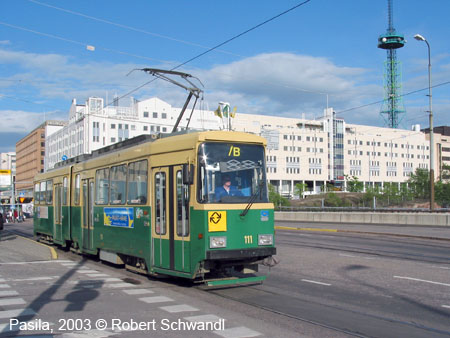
414, 34, 434, 211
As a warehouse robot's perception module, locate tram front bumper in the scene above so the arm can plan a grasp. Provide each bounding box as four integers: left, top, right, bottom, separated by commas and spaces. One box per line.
206, 247, 276, 261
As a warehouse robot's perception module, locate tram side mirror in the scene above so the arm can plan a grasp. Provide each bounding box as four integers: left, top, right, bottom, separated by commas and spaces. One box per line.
183, 164, 194, 185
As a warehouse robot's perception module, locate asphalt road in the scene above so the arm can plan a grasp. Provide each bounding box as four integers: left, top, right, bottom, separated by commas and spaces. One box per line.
1, 219, 449, 337
213, 228, 450, 337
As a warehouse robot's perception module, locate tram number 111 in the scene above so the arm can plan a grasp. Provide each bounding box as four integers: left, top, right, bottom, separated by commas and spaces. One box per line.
244, 235, 253, 244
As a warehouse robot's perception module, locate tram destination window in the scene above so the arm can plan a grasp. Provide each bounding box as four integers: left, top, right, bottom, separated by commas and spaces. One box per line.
198, 143, 269, 204
95, 168, 109, 205
110, 164, 127, 205
127, 160, 148, 204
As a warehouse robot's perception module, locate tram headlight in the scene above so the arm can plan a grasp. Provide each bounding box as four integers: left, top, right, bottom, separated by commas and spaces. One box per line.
258, 234, 273, 246
209, 236, 227, 248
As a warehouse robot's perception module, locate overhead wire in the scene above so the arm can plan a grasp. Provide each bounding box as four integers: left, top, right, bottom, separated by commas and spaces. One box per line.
334, 80, 450, 118
0, 21, 170, 64
5, 0, 444, 131
27, 0, 244, 58
101, 0, 313, 109
3, 1, 313, 112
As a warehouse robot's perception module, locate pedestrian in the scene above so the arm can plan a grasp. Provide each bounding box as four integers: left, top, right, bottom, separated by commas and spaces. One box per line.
13, 209, 18, 223
0, 211, 3, 230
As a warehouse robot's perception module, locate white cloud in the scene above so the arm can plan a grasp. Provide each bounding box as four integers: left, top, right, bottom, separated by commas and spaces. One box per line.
1, 47, 447, 140
0, 109, 63, 133
193, 53, 380, 120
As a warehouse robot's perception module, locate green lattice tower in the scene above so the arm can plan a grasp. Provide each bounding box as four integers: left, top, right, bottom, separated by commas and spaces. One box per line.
377, 0, 406, 128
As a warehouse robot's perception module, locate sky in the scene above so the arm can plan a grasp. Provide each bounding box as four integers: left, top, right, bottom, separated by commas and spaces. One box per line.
0, 0, 449, 153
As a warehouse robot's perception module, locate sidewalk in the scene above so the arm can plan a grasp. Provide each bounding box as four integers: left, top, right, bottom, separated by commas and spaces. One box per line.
0, 230, 55, 263
276, 221, 450, 241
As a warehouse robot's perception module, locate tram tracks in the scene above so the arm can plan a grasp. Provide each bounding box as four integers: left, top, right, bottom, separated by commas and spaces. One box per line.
206, 277, 450, 338
207, 285, 368, 337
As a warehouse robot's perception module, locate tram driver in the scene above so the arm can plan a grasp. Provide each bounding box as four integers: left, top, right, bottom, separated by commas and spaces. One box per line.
215, 175, 243, 201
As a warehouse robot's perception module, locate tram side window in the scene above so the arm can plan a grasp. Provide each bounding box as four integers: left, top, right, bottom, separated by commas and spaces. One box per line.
95, 168, 109, 205
74, 174, 80, 205
155, 172, 166, 235
176, 170, 189, 237
34, 183, 40, 204
46, 180, 53, 204
110, 164, 127, 205
63, 176, 68, 205
40, 181, 46, 204
128, 160, 148, 204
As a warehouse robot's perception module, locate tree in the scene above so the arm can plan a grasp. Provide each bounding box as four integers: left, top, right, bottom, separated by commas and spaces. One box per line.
268, 184, 289, 207
435, 181, 450, 207
294, 182, 307, 198
381, 182, 401, 206
345, 175, 364, 192
440, 164, 450, 181
407, 168, 430, 199
400, 183, 413, 202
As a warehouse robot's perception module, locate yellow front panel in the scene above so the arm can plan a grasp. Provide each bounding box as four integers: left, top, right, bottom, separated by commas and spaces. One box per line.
208, 211, 227, 232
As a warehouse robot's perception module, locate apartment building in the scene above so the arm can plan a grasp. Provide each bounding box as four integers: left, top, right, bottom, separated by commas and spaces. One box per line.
15, 121, 66, 197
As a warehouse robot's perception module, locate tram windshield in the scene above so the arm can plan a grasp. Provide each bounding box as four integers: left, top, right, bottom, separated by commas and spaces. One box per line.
198, 142, 268, 203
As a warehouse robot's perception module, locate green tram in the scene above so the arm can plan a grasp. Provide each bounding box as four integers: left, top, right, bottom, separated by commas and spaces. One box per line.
34, 131, 276, 286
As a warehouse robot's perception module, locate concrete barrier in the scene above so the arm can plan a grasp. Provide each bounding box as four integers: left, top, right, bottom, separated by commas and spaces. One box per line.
275, 211, 450, 226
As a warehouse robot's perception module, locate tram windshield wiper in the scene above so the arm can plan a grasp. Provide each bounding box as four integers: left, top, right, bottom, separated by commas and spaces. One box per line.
240, 182, 263, 217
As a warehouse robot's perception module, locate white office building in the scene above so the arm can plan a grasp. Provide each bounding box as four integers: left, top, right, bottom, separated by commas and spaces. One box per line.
45, 96, 438, 196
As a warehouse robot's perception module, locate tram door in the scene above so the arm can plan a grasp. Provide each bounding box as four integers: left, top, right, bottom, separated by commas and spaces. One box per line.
82, 179, 94, 251
54, 184, 63, 244
152, 166, 190, 273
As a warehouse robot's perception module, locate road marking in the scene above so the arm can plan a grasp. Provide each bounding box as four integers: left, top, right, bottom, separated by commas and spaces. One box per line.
442, 305, 450, 309
0, 260, 71, 265
160, 304, 199, 313
123, 289, 154, 295
76, 270, 99, 274
12, 276, 57, 282
275, 226, 337, 233
0, 284, 11, 288
139, 296, 174, 304
394, 276, 450, 287
0, 323, 19, 333
0, 279, 4, 282
301, 279, 331, 286
184, 314, 222, 323
0, 290, 19, 297
0, 308, 36, 319
338, 253, 375, 260
0, 298, 26, 306
431, 266, 450, 270
215, 326, 261, 338
87, 273, 110, 278
105, 282, 136, 288
90, 278, 122, 282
